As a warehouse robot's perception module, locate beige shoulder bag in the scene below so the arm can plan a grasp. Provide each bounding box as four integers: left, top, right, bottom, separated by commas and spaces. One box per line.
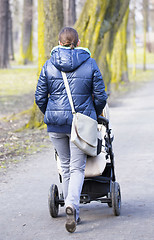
61, 71, 101, 157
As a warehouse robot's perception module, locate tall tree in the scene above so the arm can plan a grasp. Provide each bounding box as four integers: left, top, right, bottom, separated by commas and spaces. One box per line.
38, 0, 63, 72
75, 0, 130, 89
111, 8, 129, 88
19, 0, 33, 64
26, 0, 63, 128
8, 5, 14, 60
143, 0, 148, 71
0, 0, 9, 68
132, 0, 136, 76
63, 0, 76, 26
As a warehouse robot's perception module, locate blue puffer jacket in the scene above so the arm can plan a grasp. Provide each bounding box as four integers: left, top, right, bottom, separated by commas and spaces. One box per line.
35, 46, 108, 133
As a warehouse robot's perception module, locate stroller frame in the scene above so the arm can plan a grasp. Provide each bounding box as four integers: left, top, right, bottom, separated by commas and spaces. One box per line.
48, 116, 121, 218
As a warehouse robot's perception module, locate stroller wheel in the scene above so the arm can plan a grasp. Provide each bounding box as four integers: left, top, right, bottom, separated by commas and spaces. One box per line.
111, 182, 121, 216
48, 184, 59, 218
107, 202, 112, 208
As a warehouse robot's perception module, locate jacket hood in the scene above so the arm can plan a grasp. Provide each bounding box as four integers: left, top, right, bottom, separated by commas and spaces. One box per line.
50, 46, 91, 72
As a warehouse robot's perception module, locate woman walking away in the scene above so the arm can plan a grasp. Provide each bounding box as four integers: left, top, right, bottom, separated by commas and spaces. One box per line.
35, 27, 108, 233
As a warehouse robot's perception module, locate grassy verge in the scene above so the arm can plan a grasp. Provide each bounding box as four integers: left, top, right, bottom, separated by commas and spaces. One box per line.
127, 47, 154, 65
128, 69, 154, 83
0, 67, 38, 96
109, 69, 154, 104
0, 66, 50, 172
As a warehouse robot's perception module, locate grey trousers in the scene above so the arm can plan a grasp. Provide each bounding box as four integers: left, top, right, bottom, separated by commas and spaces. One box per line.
49, 132, 87, 220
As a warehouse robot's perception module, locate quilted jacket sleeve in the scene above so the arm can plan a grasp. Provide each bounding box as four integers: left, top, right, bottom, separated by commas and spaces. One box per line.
92, 59, 108, 116
35, 63, 48, 114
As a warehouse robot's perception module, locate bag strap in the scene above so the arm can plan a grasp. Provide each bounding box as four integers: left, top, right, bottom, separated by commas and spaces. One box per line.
61, 71, 76, 114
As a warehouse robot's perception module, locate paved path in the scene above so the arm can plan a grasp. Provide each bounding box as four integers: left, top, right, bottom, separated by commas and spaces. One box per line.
0, 79, 154, 240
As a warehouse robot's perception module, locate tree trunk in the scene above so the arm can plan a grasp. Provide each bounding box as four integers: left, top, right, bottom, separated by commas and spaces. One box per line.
38, 0, 63, 72
19, 0, 33, 65
63, 0, 76, 26
26, 0, 63, 129
132, 0, 136, 76
75, 0, 130, 90
111, 8, 129, 89
0, 0, 9, 68
8, 7, 14, 61
143, 0, 148, 71
121, 8, 129, 83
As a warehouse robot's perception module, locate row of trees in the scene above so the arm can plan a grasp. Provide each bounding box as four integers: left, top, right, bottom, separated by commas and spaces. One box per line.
0, 0, 80, 67
0, 0, 151, 127
1, 0, 151, 75
130, 0, 149, 74
27, 0, 130, 128
34, 0, 130, 86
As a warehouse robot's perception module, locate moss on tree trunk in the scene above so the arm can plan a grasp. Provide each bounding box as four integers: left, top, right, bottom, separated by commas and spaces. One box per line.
143, 0, 148, 71
111, 8, 129, 89
75, 0, 130, 89
26, 0, 63, 129
19, 0, 33, 64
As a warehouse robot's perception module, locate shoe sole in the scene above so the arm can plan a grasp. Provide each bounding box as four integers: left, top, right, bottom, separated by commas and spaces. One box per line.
65, 206, 76, 233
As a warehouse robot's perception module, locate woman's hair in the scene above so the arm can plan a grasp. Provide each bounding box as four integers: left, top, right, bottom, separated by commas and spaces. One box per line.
59, 27, 79, 49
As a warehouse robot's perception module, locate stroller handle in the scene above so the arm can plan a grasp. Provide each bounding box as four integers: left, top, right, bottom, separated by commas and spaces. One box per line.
97, 116, 109, 126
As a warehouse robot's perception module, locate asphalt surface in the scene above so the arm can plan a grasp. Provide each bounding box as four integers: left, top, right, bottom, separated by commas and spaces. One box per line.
0, 79, 154, 240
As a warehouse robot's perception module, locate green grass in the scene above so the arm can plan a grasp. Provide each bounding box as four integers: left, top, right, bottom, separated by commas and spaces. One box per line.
0, 67, 38, 96
110, 69, 154, 97
128, 69, 154, 83
127, 47, 154, 65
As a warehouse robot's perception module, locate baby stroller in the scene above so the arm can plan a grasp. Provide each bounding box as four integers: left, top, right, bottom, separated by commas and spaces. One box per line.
48, 108, 121, 218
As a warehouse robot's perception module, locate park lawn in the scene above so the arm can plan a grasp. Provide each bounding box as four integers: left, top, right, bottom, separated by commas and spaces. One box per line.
127, 47, 154, 65
128, 69, 154, 83
0, 67, 38, 96
0, 66, 49, 170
